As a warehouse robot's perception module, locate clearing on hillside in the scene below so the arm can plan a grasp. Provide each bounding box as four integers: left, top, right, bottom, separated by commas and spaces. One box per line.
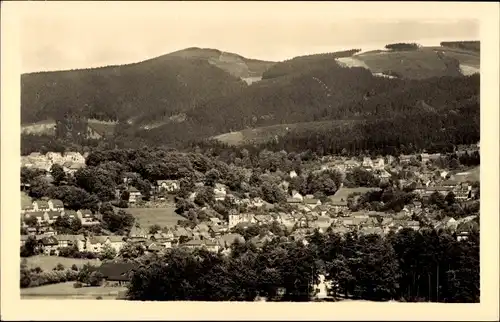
126, 206, 185, 228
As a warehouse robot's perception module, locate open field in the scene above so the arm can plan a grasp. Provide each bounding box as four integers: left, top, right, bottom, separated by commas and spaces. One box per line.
23, 255, 102, 272
126, 206, 185, 228
21, 282, 127, 300
452, 166, 480, 183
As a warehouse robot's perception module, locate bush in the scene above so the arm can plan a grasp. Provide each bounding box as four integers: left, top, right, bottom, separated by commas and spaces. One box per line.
56, 263, 65, 271
96, 296, 103, 300
71, 264, 79, 271
23, 269, 79, 288
73, 282, 83, 288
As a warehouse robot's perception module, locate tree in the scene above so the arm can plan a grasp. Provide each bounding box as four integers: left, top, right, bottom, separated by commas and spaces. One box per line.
88, 271, 104, 287
194, 187, 215, 207
20, 236, 38, 257
445, 192, 456, 206
205, 169, 221, 187
118, 242, 145, 259
260, 181, 286, 204
50, 163, 66, 184
100, 244, 117, 260
53, 214, 82, 234
27, 177, 50, 199
102, 209, 134, 234
149, 224, 161, 234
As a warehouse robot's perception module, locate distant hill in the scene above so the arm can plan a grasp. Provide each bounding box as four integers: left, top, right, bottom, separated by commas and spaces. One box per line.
21, 48, 275, 126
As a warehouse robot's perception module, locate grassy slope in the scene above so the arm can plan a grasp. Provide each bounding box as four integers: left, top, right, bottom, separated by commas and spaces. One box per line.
23, 255, 102, 272
126, 206, 184, 228
21, 282, 126, 299
354, 47, 463, 79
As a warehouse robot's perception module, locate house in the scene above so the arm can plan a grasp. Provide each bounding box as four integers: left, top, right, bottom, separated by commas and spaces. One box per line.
63, 152, 86, 164
86, 236, 125, 253
456, 220, 479, 241
77, 209, 100, 226
44, 211, 61, 224
291, 191, 304, 201
24, 211, 46, 225
362, 157, 373, 169
217, 233, 245, 249
315, 205, 329, 216
425, 186, 453, 196
33, 200, 50, 212
128, 186, 142, 203
40, 236, 59, 255
62, 209, 78, 220
150, 233, 173, 249
63, 162, 85, 174
55, 235, 86, 251
228, 213, 255, 228
303, 198, 321, 209
96, 262, 139, 286
183, 239, 220, 253
157, 180, 180, 192
48, 199, 64, 211
214, 183, 227, 201
454, 183, 472, 200
330, 200, 348, 213
373, 157, 385, 170
406, 220, 420, 231
46, 152, 64, 164
420, 153, 430, 163
289, 170, 298, 179
399, 155, 413, 164
310, 217, 333, 233
359, 227, 384, 236
345, 159, 360, 170
21, 202, 35, 214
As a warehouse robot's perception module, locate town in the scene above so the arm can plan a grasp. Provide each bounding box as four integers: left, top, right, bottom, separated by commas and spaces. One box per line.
20, 143, 480, 301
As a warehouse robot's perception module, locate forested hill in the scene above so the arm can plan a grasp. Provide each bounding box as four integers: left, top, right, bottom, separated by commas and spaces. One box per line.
21, 48, 274, 125
21, 42, 480, 155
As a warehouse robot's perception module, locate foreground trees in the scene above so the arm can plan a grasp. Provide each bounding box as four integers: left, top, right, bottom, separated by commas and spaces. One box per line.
127, 228, 479, 302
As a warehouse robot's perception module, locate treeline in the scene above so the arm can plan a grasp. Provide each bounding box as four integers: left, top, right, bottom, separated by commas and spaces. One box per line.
440, 41, 480, 53
127, 227, 479, 302
385, 43, 421, 51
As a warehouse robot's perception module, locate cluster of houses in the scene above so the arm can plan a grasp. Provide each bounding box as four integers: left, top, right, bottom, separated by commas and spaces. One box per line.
21, 151, 87, 174
21, 199, 100, 234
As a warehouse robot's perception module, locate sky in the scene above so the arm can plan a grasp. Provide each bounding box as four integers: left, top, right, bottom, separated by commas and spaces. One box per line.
17, 2, 481, 74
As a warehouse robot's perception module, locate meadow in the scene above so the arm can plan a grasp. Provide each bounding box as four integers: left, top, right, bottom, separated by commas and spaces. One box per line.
126, 206, 185, 228
24, 255, 102, 272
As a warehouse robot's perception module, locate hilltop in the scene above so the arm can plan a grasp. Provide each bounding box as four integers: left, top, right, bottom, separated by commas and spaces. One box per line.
21, 48, 275, 127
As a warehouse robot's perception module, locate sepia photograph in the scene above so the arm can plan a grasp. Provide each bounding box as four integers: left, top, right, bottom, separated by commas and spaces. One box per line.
1, 1, 499, 321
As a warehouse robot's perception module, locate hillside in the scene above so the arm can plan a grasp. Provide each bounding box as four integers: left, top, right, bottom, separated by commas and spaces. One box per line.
212, 120, 361, 146
21, 42, 480, 155
21, 50, 258, 126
